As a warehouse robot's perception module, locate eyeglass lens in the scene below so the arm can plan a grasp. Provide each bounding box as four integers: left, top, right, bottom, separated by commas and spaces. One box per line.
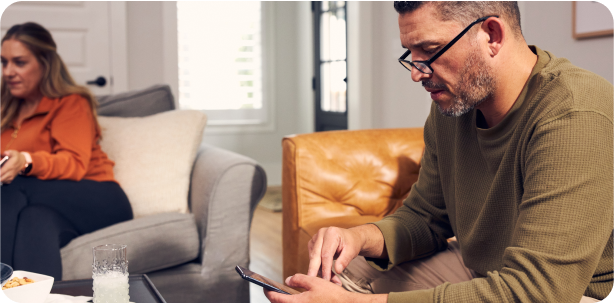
401, 60, 432, 74
413, 62, 432, 74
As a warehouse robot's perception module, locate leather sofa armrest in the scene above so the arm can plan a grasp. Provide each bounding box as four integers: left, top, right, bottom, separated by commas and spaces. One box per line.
188, 143, 267, 296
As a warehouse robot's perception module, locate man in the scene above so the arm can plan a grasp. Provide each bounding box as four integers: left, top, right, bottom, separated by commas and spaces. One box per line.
266, 2, 613, 302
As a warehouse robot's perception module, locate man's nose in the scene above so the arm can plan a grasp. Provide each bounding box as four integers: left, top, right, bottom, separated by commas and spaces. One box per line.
411, 68, 431, 82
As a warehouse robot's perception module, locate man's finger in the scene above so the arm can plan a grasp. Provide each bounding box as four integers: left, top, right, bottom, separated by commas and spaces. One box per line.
331, 273, 342, 286
320, 228, 341, 281
307, 234, 315, 252
334, 247, 354, 276
307, 230, 325, 277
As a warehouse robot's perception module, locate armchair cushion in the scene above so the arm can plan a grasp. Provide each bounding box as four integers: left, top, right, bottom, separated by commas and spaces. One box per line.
98, 110, 207, 218
61, 213, 199, 280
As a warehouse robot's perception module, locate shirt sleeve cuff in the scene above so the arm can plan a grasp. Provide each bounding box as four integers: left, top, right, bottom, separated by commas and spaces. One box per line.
364, 218, 414, 271
29, 151, 47, 177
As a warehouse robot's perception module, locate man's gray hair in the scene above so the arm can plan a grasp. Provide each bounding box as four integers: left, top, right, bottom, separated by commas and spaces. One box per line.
394, 1, 523, 39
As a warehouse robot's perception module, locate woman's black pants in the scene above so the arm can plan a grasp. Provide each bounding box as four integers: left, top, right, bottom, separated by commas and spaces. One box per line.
1, 176, 133, 280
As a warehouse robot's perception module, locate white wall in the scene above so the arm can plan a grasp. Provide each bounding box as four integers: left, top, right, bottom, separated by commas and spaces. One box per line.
368, 1, 432, 129
126, 2, 178, 100
347, 1, 374, 130
126, 2, 164, 91
347, 1, 431, 131
295, 2, 316, 136
522, 1, 613, 83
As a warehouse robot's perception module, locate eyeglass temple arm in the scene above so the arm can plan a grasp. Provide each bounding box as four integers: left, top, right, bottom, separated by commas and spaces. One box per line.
399, 49, 411, 60
427, 15, 499, 64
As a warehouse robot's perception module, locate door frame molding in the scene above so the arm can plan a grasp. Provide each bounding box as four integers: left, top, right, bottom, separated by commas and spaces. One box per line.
162, 1, 179, 106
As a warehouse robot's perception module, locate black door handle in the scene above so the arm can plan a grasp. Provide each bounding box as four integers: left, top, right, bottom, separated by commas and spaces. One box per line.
86, 76, 107, 87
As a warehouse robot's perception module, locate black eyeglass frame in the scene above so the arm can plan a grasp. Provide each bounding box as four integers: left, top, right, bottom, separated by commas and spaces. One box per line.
398, 15, 499, 74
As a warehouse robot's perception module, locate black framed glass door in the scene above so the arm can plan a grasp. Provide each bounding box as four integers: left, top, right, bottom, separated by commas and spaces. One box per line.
313, 1, 348, 132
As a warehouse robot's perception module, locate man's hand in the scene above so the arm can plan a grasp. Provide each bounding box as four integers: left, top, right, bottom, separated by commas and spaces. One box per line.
307, 224, 387, 284
264, 274, 387, 303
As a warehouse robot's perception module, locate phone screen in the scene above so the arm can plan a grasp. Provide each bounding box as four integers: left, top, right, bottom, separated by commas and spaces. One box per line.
235, 265, 300, 295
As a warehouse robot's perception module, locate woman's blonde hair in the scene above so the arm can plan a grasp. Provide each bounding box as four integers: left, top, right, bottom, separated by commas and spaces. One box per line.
1, 22, 100, 133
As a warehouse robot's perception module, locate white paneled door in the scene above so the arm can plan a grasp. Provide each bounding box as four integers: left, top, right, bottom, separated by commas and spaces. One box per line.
1, 1, 126, 95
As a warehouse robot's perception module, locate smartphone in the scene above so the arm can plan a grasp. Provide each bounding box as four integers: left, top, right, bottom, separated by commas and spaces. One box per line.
235, 265, 300, 295
0, 156, 9, 167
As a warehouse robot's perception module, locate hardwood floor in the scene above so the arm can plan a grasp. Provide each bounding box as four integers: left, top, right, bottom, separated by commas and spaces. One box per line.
249, 204, 283, 303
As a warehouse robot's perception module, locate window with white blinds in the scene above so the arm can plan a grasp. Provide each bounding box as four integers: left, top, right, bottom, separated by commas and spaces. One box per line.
177, 2, 267, 125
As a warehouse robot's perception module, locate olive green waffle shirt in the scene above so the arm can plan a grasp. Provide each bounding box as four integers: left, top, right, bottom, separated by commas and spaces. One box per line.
370, 46, 613, 302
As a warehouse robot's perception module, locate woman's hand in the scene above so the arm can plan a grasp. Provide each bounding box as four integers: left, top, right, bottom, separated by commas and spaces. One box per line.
1, 150, 26, 184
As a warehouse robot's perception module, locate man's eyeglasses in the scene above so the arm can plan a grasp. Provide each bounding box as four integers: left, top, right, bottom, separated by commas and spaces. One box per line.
398, 15, 499, 75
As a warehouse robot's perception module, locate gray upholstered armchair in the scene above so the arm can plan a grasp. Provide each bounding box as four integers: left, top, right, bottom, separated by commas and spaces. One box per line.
58, 85, 266, 303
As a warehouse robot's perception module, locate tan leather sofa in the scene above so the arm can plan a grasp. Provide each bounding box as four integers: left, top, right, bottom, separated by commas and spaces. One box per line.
282, 128, 425, 279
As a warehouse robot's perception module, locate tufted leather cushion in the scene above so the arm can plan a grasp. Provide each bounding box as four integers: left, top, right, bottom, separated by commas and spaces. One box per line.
282, 128, 425, 279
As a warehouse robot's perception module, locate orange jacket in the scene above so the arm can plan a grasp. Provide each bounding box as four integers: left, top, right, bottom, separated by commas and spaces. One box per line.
1, 94, 116, 182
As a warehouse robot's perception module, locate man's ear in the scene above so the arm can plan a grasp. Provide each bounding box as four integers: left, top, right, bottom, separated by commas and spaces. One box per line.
482, 17, 504, 57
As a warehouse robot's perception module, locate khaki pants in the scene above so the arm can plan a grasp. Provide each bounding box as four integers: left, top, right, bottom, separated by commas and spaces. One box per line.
337, 241, 600, 302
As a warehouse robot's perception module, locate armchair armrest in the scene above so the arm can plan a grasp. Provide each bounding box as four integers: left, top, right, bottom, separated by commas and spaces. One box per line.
282, 128, 424, 279
188, 143, 267, 301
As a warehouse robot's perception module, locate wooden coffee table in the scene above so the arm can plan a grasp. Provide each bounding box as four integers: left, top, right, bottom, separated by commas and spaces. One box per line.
50, 274, 165, 303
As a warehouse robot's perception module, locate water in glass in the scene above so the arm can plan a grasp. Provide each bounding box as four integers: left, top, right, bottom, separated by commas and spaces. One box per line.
92, 244, 129, 303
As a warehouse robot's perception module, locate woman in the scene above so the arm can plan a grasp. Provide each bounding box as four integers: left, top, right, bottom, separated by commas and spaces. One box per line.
0, 22, 133, 280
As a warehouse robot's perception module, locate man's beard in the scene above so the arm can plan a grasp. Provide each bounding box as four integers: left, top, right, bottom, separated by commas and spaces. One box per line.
424, 49, 496, 117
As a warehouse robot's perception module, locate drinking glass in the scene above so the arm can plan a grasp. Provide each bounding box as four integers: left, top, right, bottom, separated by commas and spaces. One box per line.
92, 244, 130, 303
1, 263, 13, 287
